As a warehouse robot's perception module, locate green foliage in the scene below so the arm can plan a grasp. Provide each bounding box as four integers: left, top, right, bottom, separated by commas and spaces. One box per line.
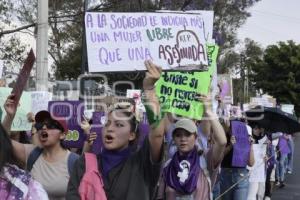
250, 40, 300, 115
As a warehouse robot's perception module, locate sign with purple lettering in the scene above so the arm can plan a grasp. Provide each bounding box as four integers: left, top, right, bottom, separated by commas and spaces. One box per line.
231, 120, 251, 167
85, 11, 213, 72
48, 101, 85, 148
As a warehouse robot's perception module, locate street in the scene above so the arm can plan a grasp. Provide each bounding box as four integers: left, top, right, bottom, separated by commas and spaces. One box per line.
273, 134, 300, 200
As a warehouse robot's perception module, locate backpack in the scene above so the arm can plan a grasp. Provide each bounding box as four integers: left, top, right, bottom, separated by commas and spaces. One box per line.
27, 147, 79, 175
78, 152, 107, 200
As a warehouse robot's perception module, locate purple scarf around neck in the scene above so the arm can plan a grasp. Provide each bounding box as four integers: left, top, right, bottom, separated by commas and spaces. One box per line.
100, 147, 131, 178
163, 147, 200, 194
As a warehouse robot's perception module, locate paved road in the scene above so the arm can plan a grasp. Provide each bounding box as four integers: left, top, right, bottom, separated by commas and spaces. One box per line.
272, 134, 300, 200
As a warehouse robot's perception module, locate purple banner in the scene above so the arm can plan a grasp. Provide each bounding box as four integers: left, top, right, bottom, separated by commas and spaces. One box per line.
48, 101, 84, 148
231, 120, 251, 167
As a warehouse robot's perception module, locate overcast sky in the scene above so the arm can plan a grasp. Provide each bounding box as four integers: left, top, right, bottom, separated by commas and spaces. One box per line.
237, 0, 300, 47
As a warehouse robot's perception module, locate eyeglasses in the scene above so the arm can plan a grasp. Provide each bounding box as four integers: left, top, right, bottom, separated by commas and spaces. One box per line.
35, 120, 63, 131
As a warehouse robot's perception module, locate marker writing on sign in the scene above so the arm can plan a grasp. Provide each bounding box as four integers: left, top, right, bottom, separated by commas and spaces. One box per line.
158, 28, 207, 65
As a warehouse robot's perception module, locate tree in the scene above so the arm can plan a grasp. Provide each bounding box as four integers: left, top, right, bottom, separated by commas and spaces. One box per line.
250, 40, 300, 115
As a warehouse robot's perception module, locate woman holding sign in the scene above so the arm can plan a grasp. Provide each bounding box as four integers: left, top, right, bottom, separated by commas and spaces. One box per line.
156, 94, 227, 199
219, 119, 255, 200
66, 60, 165, 200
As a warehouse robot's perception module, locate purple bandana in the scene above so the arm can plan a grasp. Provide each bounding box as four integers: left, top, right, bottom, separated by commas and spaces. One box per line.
0, 164, 31, 199
100, 147, 131, 178
163, 147, 200, 194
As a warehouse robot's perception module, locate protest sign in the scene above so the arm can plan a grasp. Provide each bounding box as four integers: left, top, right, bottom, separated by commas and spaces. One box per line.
231, 120, 251, 167
281, 104, 294, 114
0, 87, 32, 131
31, 91, 52, 115
218, 74, 233, 104
11, 49, 35, 106
248, 144, 267, 182
91, 111, 105, 154
155, 71, 211, 120
85, 11, 213, 72
250, 95, 276, 108
126, 89, 145, 121
207, 44, 219, 75
48, 101, 84, 148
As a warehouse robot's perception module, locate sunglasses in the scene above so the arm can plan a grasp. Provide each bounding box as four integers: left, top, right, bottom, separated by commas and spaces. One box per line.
35, 120, 64, 131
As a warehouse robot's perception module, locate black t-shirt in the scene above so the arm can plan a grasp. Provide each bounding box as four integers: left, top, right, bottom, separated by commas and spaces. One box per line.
66, 138, 163, 200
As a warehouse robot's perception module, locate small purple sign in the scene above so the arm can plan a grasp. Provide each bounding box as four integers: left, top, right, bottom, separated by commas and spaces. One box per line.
91, 112, 105, 154
231, 120, 251, 167
48, 101, 85, 148
138, 112, 150, 146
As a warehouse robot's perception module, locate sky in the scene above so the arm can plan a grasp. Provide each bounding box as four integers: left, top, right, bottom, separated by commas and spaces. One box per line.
237, 0, 300, 48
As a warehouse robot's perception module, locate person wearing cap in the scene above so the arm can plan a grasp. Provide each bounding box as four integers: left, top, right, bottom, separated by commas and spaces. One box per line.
2, 94, 79, 200
156, 94, 227, 199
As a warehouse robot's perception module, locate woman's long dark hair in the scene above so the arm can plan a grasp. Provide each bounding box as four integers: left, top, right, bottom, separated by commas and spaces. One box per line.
0, 124, 17, 171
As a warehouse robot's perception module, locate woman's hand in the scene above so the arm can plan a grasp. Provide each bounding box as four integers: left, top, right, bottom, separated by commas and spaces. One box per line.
196, 93, 213, 116
86, 132, 97, 145
4, 94, 17, 117
143, 60, 162, 90
230, 135, 237, 145
80, 120, 91, 134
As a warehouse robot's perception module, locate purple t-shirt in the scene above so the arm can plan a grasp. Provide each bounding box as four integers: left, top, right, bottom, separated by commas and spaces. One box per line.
278, 136, 290, 155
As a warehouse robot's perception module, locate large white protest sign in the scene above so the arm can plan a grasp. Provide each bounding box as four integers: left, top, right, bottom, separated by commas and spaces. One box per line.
31, 91, 53, 114
248, 144, 267, 182
85, 11, 213, 72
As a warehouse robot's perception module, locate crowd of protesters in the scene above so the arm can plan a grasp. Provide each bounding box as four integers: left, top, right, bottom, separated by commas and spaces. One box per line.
0, 60, 296, 200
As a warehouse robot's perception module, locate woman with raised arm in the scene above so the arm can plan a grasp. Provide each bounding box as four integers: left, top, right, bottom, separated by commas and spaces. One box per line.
2, 97, 79, 200
156, 93, 227, 199
66, 60, 165, 200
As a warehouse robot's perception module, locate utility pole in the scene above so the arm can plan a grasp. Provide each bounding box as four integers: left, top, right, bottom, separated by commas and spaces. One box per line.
240, 53, 246, 105
36, 0, 48, 91
80, 0, 89, 102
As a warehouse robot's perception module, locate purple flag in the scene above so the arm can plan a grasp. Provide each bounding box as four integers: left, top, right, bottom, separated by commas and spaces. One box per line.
231, 121, 251, 167
48, 101, 85, 148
